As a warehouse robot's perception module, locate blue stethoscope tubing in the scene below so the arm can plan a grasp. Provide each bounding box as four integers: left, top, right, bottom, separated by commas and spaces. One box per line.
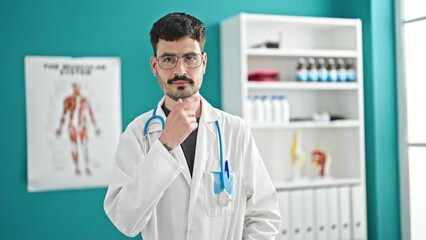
143, 106, 165, 136
214, 120, 231, 206
143, 106, 231, 206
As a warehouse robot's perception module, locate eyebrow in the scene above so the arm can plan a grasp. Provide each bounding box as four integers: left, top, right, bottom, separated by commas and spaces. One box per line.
159, 52, 198, 57
159, 52, 176, 57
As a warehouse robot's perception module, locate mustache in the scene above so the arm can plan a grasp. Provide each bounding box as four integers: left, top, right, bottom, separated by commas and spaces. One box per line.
167, 75, 194, 84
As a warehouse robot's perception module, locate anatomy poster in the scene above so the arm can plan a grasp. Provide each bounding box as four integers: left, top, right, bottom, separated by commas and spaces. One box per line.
25, 56, 121, 192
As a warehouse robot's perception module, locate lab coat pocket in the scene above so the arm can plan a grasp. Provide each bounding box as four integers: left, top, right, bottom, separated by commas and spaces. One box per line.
204, 162, 237, 217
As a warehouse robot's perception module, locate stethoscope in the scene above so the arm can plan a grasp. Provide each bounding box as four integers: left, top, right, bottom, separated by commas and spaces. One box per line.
143, 106, 232, 207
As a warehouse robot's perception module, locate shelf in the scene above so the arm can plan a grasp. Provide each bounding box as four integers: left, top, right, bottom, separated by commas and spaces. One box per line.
250, 120, 359, 130
274, 178, 361, 190
247, 81, 359, 90
243, 13, 361, 27
246, 48, 358, 58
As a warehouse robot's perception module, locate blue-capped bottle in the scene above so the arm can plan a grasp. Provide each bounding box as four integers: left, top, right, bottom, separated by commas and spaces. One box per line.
307, 58, 319, 82
346, 59, 357, 82
317, 58, 328, 82
295, 58, 308, 82
337, 58, 348, 82
327, 58, 338, 82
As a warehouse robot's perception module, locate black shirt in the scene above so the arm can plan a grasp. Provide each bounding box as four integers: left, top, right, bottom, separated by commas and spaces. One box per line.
161, 105, 199, 177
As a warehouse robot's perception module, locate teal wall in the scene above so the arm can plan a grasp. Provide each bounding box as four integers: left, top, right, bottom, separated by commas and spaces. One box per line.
0, 0, 400, 239
333, 0, 401, 239
369, 0, 400, 239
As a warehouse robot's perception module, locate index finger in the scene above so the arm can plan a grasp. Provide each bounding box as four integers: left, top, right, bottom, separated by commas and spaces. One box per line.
171, 98, 184, 110
182, 96, 200, 110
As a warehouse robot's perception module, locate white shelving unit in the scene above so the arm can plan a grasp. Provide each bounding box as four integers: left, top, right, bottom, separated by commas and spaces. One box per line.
246, 48, 358, 58
274, 178, 361, 191
221, 13, 367, 240
247, 81, 359, 90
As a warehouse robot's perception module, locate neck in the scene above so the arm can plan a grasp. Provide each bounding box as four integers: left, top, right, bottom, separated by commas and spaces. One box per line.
164, 94, 202, 118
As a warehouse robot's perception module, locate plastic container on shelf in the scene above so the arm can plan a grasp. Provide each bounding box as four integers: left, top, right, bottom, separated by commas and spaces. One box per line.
346, 59, 357, 82
337, 58, 348, 82
295, 58, 308, 82
272, 95, 283, 124
280, 96, 290, 124
327, 58, 338, 82
263, 95, 272, 124
254, 95, 265, 124
307, 58, 319, 82
245, 95, 254, 124
317, 58, 329, 82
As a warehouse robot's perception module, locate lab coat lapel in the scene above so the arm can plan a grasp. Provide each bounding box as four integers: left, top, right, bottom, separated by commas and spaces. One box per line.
174, 147, 192, 186
187, 97, 220, 229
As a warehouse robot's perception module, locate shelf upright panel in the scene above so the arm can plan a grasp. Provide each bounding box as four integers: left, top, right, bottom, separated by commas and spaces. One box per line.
220, 14, 245, 117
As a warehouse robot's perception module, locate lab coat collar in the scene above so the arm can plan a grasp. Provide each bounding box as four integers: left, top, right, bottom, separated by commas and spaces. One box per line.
199, 96, 220, 123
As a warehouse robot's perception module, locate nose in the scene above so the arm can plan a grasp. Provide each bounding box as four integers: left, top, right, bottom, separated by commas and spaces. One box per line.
173, 57, 187, 76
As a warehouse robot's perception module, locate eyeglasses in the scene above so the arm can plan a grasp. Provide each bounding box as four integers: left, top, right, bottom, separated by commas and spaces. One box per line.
156, 52, 203, 70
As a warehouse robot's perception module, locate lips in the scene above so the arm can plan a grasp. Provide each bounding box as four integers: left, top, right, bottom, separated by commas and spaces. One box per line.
171, 80, 190, 84
167, 77, 194, 85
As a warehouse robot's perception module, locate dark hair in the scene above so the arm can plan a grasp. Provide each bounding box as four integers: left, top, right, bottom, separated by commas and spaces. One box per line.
150, 12, 206, 56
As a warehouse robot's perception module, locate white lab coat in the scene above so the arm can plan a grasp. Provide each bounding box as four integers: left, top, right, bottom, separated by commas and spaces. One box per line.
104, 96, 281, 240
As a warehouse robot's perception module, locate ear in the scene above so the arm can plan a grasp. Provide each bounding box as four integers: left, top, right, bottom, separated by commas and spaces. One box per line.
202, 52, 207, 73
150, 56, 158, 76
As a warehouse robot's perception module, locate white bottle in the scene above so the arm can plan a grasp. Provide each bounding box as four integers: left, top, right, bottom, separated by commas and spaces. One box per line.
272, 95, 283, 124
251, 95, 258, 124
245, 95, 253, 124
280, 96, 290, 124
263, 95, 272, 124
254, 95, 265, 124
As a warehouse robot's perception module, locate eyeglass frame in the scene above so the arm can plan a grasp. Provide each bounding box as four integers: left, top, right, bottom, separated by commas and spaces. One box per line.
155, 52, 205, 70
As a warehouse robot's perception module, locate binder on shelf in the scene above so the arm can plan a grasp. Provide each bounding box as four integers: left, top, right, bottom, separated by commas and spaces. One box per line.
278, 191, 291, 240
290, 190, 304, 240
314, 188, 329, 240
351, 185, 366, 239
302, 189, 315, 240
327, 187, 340, 240
339, 186, 352, 240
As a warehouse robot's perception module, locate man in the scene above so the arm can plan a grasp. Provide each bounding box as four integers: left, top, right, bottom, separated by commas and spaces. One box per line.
104, 12, 281, 239
56, 81, 101, 175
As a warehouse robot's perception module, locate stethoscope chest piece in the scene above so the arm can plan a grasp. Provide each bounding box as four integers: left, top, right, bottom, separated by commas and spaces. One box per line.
218, 190, 231, 206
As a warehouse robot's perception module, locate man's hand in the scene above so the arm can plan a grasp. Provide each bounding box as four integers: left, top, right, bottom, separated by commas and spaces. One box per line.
159, 97, 199, 149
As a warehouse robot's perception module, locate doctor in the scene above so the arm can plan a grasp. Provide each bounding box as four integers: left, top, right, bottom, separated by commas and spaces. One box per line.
104, 12, 281, 239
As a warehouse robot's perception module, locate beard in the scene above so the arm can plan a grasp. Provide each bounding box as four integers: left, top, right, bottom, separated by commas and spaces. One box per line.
160, 75, 201, 101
